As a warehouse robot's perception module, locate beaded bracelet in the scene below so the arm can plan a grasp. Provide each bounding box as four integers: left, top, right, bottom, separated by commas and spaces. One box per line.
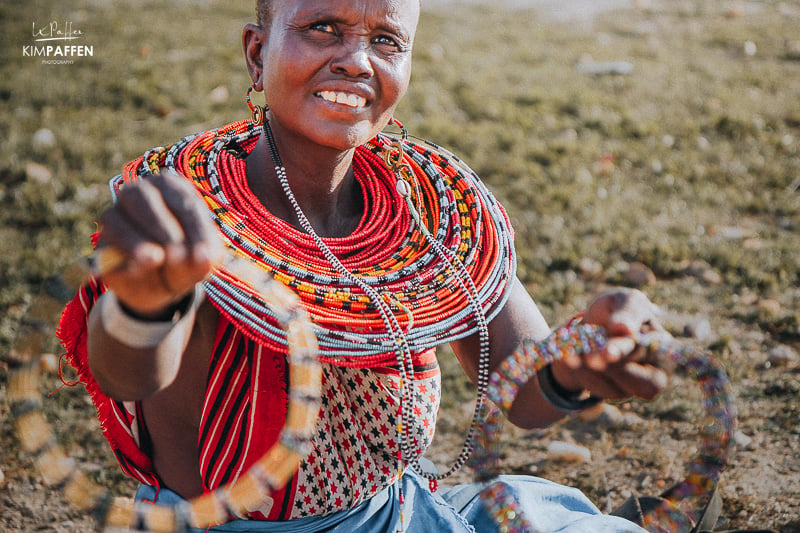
118, 290, 196, 322
534, 314, 601, 413
536, 363, 602, 412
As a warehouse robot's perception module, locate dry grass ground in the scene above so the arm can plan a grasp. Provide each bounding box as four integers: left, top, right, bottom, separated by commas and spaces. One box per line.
1, 0, 798, 531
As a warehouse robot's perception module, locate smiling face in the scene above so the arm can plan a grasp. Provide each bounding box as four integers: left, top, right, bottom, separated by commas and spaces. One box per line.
246, 0, 419, 151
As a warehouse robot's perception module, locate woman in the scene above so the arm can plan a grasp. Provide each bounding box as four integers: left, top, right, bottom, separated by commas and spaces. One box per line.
60, 0, 667, 531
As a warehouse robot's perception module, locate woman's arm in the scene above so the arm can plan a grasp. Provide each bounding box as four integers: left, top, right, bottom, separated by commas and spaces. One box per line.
87, 289, 208, 401
87, 171, 224, 400
451, 278, 668, 429
451, 277, 568, 428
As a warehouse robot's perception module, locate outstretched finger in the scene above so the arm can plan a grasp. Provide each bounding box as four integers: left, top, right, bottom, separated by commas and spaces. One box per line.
604, 362, 669, 401
96, 209, 166, 276
584, 336, 637, 371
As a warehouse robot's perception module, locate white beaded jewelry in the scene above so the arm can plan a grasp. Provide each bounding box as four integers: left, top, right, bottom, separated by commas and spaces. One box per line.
98, 285, 203, 348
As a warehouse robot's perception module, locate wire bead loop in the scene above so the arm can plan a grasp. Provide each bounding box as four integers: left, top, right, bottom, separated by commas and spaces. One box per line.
9, 249, 321, 532
474, 323, 738, 533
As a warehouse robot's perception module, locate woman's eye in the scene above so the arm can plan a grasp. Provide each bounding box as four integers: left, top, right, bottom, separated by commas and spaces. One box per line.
374, 35, 401, 49
310, 23, 336, 34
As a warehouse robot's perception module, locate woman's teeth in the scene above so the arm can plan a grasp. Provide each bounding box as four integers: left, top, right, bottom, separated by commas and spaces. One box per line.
317, 91, 366, 108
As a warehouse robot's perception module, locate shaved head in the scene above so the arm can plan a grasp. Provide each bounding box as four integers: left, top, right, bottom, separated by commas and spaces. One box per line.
256, 0, 272, 26
256, 0, 420, 27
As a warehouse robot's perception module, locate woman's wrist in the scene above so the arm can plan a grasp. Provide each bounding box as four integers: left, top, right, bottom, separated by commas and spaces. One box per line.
537, 363, 601, 412
117, 290, 197, 322
98, 285, 203, 348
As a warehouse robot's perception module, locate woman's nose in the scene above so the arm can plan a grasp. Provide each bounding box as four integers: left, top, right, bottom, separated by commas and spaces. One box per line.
330, 38, 374, 79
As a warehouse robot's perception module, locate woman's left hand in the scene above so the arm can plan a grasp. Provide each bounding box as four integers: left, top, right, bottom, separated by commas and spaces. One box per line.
550, 288, 670, 402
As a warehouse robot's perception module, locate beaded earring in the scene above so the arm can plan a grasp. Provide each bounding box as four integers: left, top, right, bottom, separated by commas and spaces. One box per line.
246, 84, 268, 126
390, 116, 409, 141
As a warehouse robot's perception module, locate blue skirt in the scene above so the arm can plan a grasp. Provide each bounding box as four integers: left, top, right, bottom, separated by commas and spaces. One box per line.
135, 471, 645, 532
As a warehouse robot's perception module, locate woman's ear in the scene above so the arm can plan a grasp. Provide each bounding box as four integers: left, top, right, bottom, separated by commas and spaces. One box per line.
243, 23, 266, 90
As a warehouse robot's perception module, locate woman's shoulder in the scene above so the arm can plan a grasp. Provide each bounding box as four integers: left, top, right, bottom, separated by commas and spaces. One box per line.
109, 120, 259, 196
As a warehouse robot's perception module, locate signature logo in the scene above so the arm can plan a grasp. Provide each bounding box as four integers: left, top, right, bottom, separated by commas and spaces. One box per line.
23, 20, 94, 63
32, 20, 85, 42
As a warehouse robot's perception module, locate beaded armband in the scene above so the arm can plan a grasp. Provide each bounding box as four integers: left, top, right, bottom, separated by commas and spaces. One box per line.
537, 363, 601, 412
98, 285, 203, 349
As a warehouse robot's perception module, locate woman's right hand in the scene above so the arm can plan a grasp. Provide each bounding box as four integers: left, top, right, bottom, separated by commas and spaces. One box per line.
95, 171, 225, 318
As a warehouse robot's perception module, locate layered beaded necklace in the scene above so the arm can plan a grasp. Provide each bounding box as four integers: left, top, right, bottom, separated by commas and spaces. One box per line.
144, 120, 517, 366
